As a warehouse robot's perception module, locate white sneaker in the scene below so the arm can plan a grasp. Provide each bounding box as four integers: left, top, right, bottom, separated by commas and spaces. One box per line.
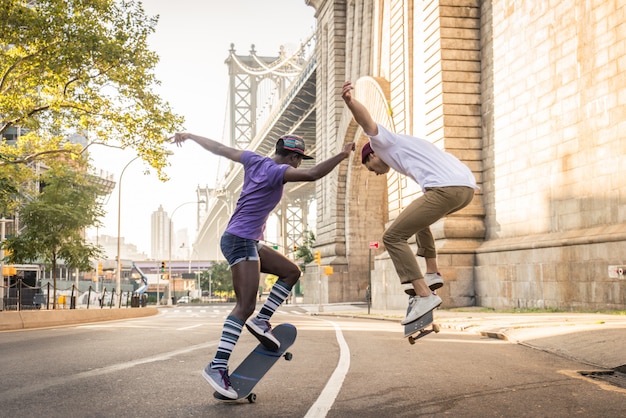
401, 294, 442, 325
245, 317, 280, 351
402, 273, 445, 295
202, 365, 237, 399
424, 272, 444, 290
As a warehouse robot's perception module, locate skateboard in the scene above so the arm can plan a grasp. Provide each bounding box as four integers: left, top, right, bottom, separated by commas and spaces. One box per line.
213, 323, 297, 403
403, 308, 440, 345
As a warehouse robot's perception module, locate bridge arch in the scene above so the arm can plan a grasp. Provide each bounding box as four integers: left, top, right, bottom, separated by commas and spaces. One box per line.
342, 77, 393, 301
301, 76, 393, 304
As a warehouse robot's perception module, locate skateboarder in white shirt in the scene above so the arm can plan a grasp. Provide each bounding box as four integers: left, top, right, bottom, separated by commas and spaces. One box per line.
341, 80, 478, 325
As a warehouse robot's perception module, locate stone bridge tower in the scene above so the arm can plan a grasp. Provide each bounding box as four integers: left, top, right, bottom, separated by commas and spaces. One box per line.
302, 0, 485, 309
304, 0, 626, 311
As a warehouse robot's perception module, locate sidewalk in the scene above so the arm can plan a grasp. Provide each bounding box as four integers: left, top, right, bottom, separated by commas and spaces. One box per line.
306, 303, 626, 371
0, 307, 158, 331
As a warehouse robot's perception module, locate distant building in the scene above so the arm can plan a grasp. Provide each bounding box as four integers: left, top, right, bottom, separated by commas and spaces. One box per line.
151, 205, 170, 260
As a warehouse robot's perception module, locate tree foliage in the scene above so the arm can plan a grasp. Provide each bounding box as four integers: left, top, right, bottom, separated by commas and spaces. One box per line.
294, 229, 315, 270
0, 0, 184, 178
0, 131, 82, 215
201, 261, 233, 298
2, 160, 105, 307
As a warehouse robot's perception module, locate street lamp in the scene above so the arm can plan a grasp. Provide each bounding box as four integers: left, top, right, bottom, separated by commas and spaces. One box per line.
0, 217, 15, 311
115, 155, 140, 307
116, 151, 173, 306
168, 201, 197, 305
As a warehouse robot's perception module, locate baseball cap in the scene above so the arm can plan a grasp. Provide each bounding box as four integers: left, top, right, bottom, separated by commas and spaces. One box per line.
280, 135, 314, 160
361, 142, 374, 164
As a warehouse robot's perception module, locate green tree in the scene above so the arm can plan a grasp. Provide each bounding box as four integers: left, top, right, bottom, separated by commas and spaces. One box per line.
294, 230, 316, 271
264, 274, 278, 291
0, 161, 22, 216
202, 261, 233, 299
1, 132, 81, 215
0, 0, 183, 180
3, 162, 105, 308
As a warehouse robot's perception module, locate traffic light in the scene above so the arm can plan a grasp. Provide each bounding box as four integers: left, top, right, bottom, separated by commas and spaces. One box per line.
97, 262, 103, 275
293, 245, 298, 252
313, 251, 321, 265
160, 261, 166, 273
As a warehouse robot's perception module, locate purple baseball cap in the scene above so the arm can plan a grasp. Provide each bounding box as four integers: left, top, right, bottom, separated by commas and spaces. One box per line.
361, 142, 374, 164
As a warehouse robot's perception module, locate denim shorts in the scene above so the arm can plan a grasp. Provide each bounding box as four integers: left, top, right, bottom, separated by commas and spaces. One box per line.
220, 232, 262, 266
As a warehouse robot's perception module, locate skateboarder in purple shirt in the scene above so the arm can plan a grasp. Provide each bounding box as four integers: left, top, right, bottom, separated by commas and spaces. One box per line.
172, 132, 354, 399
341, 80, 478, 326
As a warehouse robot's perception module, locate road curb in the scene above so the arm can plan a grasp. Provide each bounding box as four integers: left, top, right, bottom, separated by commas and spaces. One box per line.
0, 307, 158, 331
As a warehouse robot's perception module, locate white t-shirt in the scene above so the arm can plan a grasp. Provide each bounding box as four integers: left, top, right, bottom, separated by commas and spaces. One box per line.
369, 124, 478, 192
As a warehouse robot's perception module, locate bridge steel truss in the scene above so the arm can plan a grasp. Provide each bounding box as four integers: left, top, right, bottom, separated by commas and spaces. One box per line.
193, 37, 317, 263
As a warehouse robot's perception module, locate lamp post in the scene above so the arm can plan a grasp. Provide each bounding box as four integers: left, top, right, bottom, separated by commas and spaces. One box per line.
188, 247, 202, 298
168, 201, 197, 305
0, 217, 14, 311
115, 155, 140, 307
208, 271, 212, 303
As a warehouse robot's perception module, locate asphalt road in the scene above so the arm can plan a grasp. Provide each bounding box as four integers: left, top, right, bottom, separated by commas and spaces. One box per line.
1, 304, 624, 417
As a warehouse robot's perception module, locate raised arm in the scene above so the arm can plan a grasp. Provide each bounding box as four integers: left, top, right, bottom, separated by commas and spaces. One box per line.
341, 81, 379, 136
171, 132, 244, 162
283, 142, 355, 182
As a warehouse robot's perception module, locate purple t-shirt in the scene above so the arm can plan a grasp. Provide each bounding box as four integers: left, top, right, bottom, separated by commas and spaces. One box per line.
225, 151, 290, 240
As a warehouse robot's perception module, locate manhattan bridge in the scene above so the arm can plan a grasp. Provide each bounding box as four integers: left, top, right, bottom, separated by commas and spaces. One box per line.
193, 35, 318, 267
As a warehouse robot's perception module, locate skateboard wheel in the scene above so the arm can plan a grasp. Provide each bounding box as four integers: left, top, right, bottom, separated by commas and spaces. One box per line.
284, 352, 293, 361
247, 393, 257, 403
408, 336, 416, 345
433, 323, 440, 333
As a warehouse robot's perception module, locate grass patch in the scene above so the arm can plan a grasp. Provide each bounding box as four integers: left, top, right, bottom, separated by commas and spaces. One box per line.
444, 307, 626, 316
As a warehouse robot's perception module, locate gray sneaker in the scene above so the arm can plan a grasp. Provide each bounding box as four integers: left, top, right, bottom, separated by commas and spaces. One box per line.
202, 365, 237, 399
401, 293, 442, 325
246, 317, 280, 351
424, 272, 444, 290
402, 273, 445, 295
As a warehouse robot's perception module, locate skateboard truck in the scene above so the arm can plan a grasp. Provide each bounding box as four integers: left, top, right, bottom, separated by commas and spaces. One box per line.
403, 308, 440, 344
407, 322, 440, 344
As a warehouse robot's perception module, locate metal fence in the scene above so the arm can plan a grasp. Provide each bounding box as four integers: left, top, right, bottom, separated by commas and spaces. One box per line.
1, 279, 147, 311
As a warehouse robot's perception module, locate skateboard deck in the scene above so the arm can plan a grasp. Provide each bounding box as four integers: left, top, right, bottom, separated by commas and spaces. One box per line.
213, 323, 297, 403
403, 308, 440, 345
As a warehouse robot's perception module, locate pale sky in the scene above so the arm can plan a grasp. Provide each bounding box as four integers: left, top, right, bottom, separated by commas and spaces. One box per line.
87, 1, 316, 257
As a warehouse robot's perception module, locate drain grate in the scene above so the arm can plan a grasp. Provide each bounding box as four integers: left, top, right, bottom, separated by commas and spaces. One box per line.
579, 366, 626, 390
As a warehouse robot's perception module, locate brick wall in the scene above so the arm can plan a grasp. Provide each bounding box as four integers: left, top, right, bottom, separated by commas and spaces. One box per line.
304, 0, 626, 310
476, 0, 626, 309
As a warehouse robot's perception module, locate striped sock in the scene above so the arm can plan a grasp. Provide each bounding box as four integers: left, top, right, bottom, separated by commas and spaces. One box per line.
257, 280, 292, 321
211, 315, 244, 370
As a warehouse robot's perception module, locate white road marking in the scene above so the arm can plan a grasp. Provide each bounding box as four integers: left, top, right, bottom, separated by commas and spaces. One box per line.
304, 319, 350, 418
177, 323, 204, 331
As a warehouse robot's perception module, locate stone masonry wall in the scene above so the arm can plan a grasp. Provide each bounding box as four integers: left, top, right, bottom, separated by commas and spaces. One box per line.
476, 0, 626, 309
304, 0, 626, 310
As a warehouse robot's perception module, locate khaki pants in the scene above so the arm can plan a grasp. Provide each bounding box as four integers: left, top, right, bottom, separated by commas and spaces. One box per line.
382, 186, 475, 284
